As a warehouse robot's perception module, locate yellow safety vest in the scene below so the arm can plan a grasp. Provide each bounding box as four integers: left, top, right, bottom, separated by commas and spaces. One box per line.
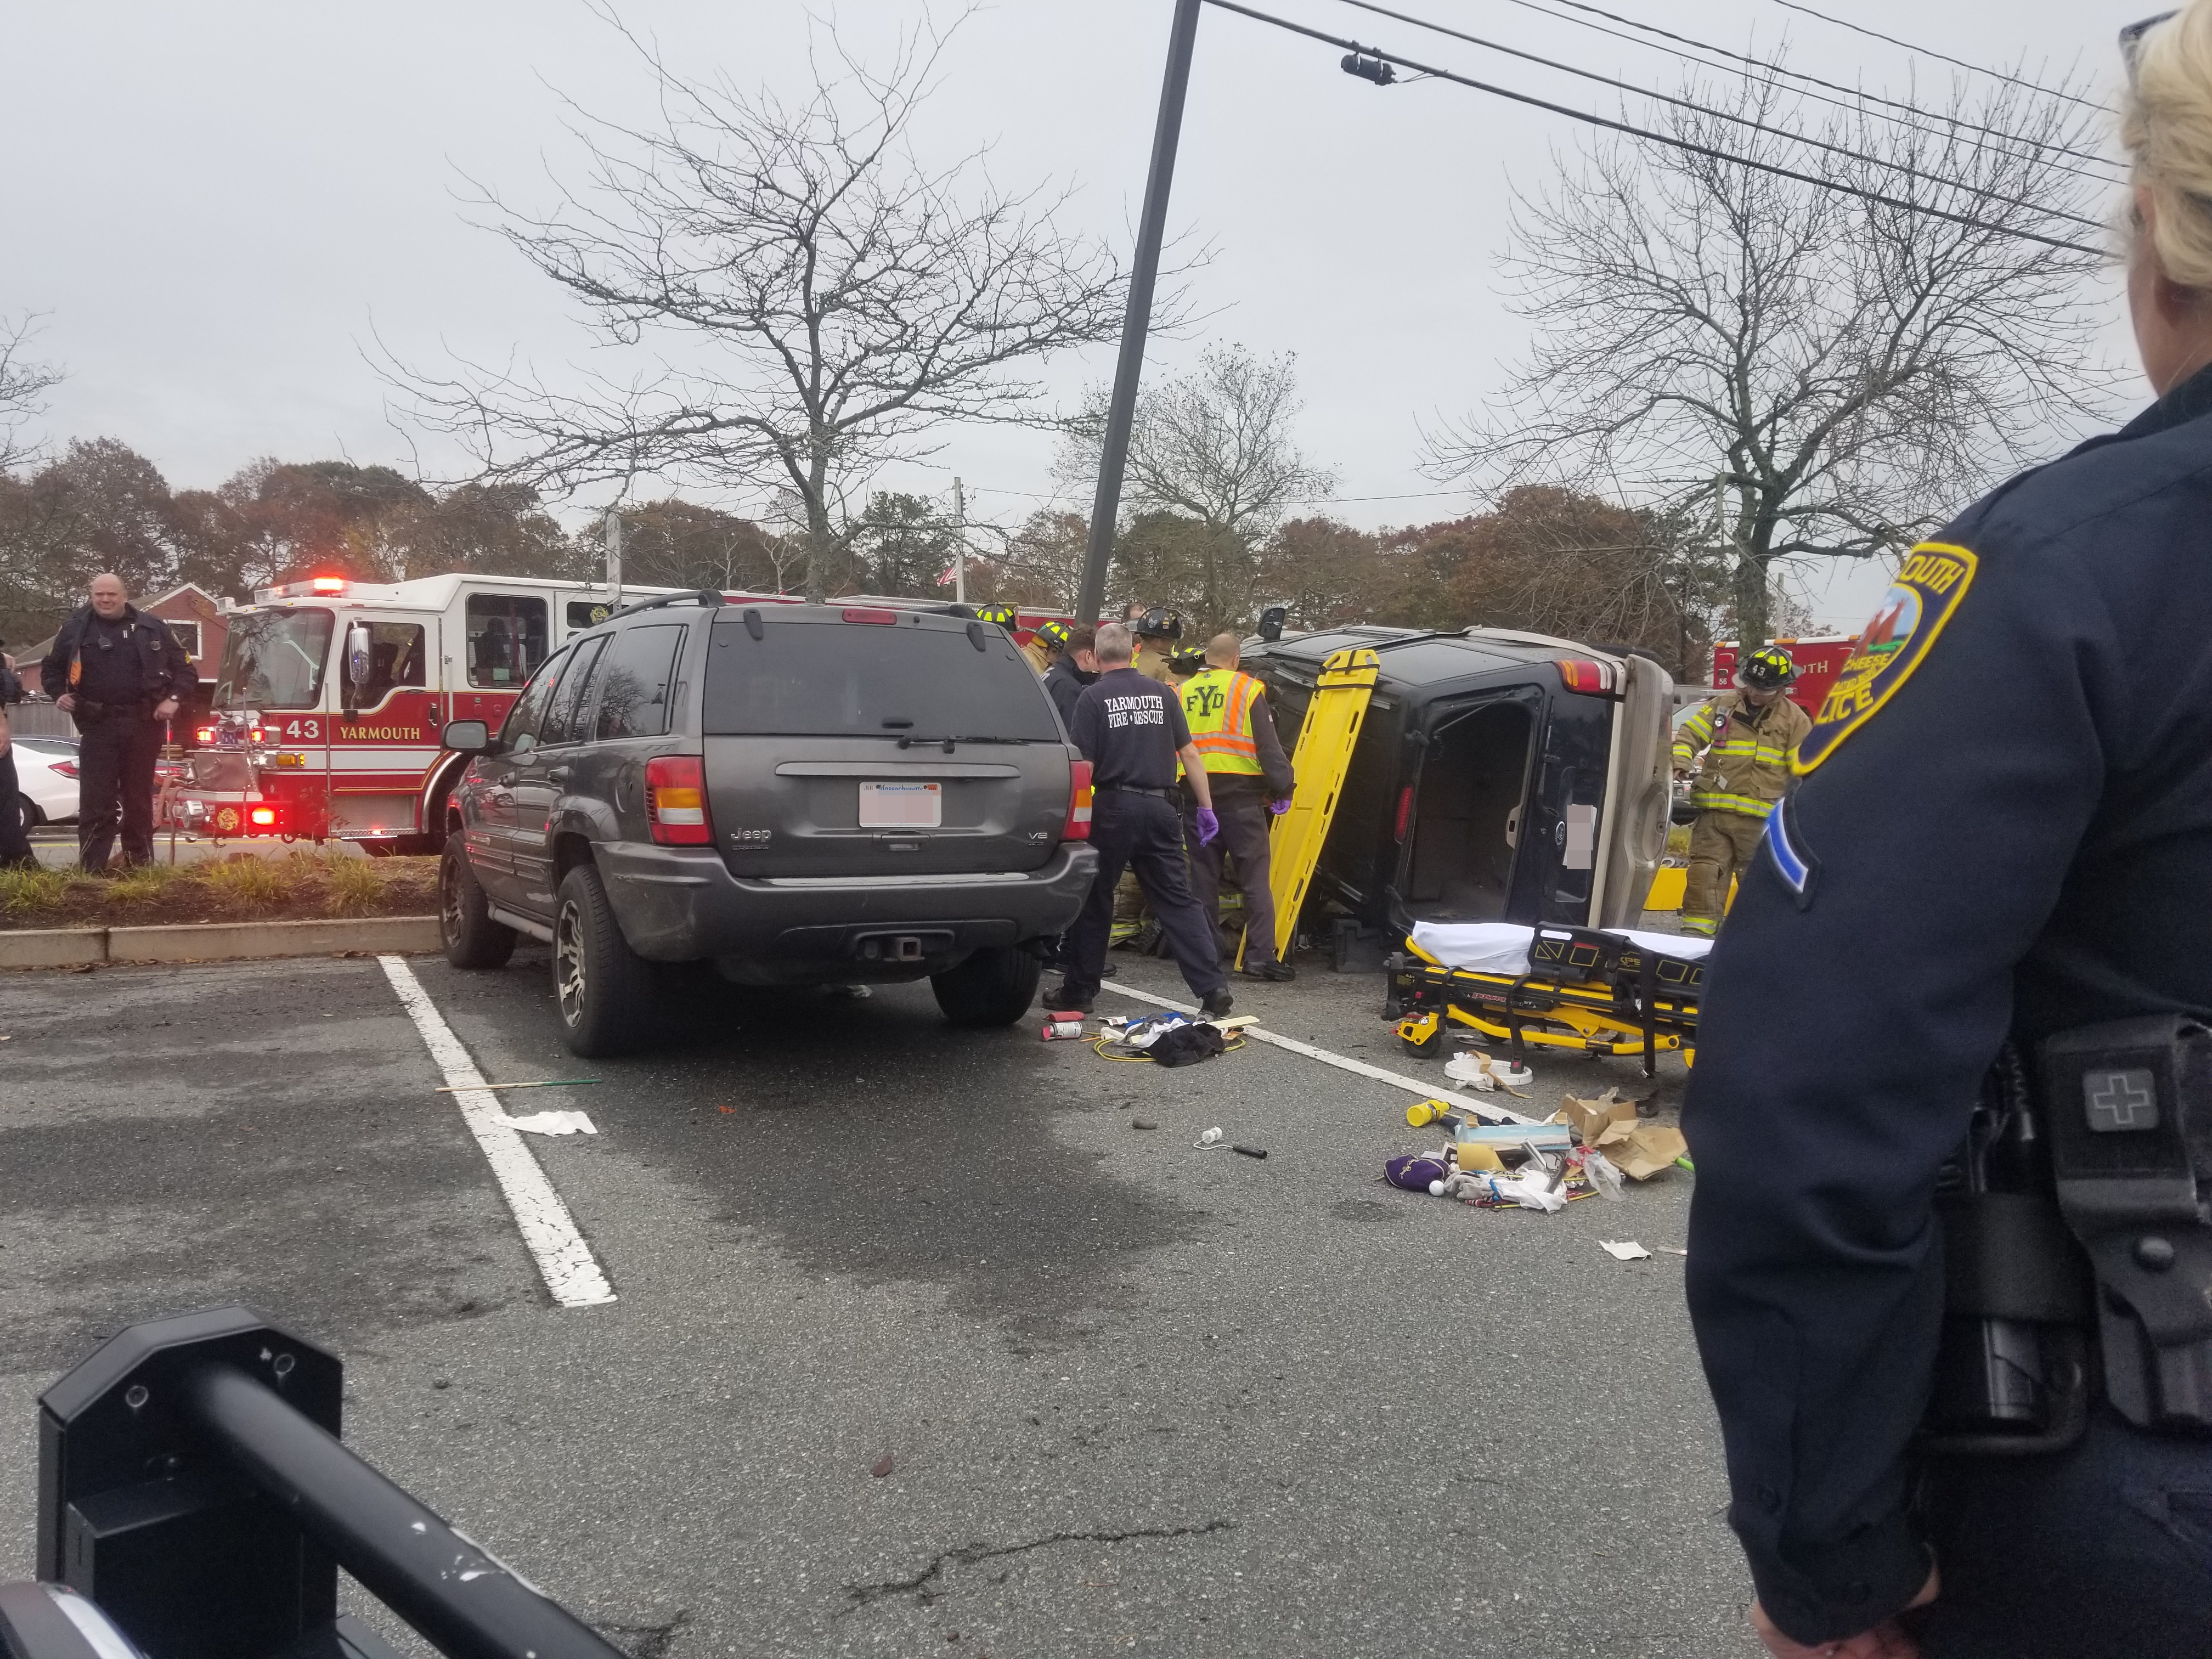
1671, 691, 1810, 819
1181, 668, 1267, 775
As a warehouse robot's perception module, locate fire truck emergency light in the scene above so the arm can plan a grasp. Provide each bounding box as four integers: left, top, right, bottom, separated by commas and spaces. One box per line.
309, 577, 346, 594
193, 726, 216, 744
248, 808, 277, 829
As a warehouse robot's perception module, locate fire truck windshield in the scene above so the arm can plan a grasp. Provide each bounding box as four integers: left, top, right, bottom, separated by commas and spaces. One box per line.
213, 608, 335, 710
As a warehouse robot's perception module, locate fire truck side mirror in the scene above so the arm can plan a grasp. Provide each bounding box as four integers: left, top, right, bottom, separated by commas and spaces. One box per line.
441, 719, 495, 755
345, 624, 373, 688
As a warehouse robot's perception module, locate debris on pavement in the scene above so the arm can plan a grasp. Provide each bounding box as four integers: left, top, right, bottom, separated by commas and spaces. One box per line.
871, 1454, 895, 1479
499, 1110, 597, 1136
1556, 1090, 1689, 1181
1131, 1118, 1159, 1131
1196, 1127, 1224, 1148
1232, 1144, 1268, 1160
1443, 1049, 1533, 1092
1600, 1240, 1652, 1261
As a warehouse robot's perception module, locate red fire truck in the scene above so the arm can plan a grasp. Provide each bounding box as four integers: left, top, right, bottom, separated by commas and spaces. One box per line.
1707, 635, 1858, 718
178, 573, 1072, 854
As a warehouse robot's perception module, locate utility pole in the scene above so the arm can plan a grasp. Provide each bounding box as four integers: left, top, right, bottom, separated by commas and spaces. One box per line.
953, 477, 967, 606
603, 505, 624, 610
1075, 0, 1204, 629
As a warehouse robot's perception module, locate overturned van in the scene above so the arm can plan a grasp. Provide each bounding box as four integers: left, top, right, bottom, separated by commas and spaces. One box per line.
1241, 627, 1675, 938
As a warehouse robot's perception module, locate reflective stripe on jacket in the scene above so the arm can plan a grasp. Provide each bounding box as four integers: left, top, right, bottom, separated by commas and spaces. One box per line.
1181, 669, 1266, 775
1671, 690, 1810, 816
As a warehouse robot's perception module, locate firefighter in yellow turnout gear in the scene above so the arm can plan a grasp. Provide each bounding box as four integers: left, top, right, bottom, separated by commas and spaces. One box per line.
1671, 646, 1811, 936
1181, 633, 1297, 979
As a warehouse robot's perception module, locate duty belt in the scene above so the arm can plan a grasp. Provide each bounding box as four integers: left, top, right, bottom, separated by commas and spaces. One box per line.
1926, 1016, 2212, 1452
1099, 784, 1176, 800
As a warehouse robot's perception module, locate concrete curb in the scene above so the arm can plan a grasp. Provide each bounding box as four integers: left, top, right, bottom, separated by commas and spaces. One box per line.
0, 915, 443, 969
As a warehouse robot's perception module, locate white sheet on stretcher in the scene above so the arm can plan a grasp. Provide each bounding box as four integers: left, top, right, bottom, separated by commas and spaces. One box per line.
1408, 920, 1713, 974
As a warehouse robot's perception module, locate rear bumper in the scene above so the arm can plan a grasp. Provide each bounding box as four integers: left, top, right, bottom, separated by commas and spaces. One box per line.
592, 840, 1099, 972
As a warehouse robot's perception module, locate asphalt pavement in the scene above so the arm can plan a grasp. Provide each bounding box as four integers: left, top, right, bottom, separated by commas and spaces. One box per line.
0, 937, 1759, 1657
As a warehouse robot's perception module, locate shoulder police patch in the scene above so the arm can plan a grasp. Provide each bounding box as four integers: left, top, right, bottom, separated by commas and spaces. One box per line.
1762, 797, 1818, 909
1791, 541, 1977, 774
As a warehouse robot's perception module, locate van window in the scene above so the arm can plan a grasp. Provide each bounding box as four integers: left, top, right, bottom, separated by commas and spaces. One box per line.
539, 636, 608, 747
703, 618, 1058, 740
466, 594, 548, 687
591, 625, 684, 741
499, 648, 568, 749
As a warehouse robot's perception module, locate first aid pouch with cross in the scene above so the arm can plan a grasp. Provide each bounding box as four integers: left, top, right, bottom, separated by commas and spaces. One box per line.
2038, 1015, 2212, 1434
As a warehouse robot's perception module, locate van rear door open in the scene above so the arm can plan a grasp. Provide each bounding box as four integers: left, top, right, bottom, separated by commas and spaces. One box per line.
1246, 628, 1675, 936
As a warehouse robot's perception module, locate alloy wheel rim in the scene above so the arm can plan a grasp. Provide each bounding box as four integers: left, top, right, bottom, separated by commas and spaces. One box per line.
440, 860, 464, 941
555, 899, 586, 1024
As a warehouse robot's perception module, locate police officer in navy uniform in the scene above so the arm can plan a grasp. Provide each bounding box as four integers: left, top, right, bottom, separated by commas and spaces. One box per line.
41, 573, 190, 870
1685, 13, 2212, 1656
1046, 622, 1231, 1018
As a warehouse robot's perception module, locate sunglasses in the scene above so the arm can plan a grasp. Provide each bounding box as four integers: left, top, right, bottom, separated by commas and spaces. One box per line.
2123, 11, 2179, 83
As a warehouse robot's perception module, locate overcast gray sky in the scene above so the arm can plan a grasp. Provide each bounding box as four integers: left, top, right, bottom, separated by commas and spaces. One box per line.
2, 0, 2152, 628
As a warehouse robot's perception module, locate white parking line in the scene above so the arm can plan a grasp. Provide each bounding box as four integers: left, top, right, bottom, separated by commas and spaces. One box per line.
378, 956, 617, 1308
1095, 981, 1542, 1126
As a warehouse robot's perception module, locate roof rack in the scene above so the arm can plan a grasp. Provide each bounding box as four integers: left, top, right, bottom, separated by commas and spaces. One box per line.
599, 589, 726, 625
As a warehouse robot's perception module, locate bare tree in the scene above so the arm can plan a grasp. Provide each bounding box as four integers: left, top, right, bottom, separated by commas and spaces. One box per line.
390, 11, 1133, 600
1427, 69, 2123, 644
1058, 343, 1336, 629
0, 314, 63, 475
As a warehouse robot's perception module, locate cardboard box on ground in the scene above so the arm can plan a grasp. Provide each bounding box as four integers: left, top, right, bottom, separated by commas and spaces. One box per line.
1556, 1087, 1689, 1181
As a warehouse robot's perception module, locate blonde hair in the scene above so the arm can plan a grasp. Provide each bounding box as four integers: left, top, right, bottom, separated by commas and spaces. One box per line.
2123, 3, 2212, 287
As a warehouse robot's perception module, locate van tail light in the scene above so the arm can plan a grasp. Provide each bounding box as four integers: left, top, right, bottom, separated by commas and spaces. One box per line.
646, 755, 713, 845
1393, 784, 1413, 842
1062, 759, 1093, 842
1556, 657, 1616, 696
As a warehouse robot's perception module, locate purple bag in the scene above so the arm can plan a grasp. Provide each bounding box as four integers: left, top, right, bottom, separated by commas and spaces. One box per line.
1385, 1155, 1449, 1192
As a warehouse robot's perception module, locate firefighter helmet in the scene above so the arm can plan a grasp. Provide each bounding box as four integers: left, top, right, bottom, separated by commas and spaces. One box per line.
1740, 645, 1798, 689
1034, 619, 1073, 652
973, 603, 1017, 630
1134, 607, 1183, 641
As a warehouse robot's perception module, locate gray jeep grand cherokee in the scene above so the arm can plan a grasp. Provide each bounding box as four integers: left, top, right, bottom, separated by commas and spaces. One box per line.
436, 594, 1098, 1056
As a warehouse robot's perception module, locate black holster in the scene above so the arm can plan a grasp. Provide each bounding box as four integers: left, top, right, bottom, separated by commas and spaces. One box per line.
1922, 1045, 2095, 1455
1926, 1017, 2212, 1454
2040, 1015, 2212, 1436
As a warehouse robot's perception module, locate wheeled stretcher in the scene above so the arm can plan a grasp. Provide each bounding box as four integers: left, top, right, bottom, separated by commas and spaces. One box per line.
1383, 922, 1708, 1077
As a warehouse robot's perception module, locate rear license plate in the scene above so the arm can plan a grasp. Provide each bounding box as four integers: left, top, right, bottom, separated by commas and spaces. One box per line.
858, 781, 943, 827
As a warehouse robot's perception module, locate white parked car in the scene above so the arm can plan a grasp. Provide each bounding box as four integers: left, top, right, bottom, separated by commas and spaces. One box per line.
11, 735, 81, 826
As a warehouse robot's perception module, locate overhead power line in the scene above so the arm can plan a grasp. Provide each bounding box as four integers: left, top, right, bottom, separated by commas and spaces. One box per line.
1771, 0, 2108, 112
1486, 0, 2125, 179
1202, 0, 2107, 257
1330, 0, 2108, 232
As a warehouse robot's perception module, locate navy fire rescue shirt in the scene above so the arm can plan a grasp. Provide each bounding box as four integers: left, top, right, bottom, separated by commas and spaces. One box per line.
1683, 362, 2212, 1643
1068, 665, 1190, 791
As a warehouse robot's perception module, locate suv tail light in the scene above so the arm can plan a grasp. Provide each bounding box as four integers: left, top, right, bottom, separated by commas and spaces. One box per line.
841, 607, 899, 625
1556, 658, 1616, 696
1062, 758, 1093, 842
646, 755, 713, 845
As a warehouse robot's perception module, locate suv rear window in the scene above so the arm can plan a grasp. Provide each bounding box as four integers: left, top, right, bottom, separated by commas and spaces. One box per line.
704, 618, 1059, 741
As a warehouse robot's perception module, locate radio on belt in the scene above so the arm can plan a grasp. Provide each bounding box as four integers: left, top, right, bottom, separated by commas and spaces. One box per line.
2040, 1014, 2212, 1432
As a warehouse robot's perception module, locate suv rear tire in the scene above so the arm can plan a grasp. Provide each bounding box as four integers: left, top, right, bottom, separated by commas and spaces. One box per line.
930, 944, 1042, 1028
554, 861, 657, 1056
441, 843, 516, 969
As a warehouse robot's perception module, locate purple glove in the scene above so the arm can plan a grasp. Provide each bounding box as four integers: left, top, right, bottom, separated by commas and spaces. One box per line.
1195, 808, 1220, 845
1268, 797, 1293, 815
